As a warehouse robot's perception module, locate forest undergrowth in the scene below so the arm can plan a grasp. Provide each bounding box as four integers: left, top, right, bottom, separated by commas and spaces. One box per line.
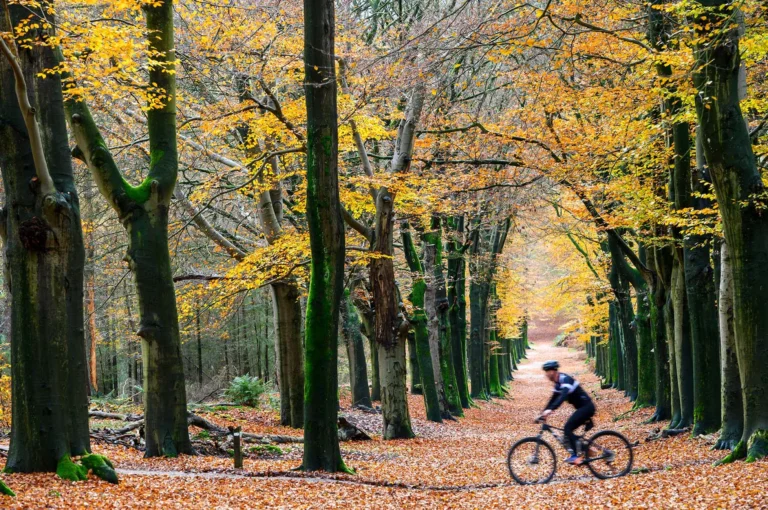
1, 324, 765, 508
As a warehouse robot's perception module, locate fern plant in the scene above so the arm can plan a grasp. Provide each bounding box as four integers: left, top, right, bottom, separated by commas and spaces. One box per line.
224, 374, 265, 407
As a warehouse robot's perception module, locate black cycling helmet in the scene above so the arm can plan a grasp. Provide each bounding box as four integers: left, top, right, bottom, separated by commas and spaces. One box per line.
542, 360, 559, 371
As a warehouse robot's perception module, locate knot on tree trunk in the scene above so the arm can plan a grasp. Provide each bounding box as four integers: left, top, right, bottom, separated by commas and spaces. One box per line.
19, 216, 52, 252
137, 321, 162, 339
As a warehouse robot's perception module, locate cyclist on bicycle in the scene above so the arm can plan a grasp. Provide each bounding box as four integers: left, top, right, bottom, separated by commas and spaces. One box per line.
536, 360, 595, 465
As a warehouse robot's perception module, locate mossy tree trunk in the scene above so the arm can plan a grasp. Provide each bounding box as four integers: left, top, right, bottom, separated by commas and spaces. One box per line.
301, 0, 347, 471
446, 216, 470, 408
65, 0, 192, 457
407, 332, 422, 394
341, 290, 372, 408
671, 255, 694, 428
402, 224, 443, 422
693, 2, 768, 460
371, 85, 424, 439
424, 217, 462, 416
0, 1, 90, 471
673, 117, 721, 435
468, 218, 509, 400
649, 246, 672, 422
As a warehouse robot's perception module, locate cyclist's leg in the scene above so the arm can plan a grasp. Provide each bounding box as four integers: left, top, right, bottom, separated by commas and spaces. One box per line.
564, 402, 595, 454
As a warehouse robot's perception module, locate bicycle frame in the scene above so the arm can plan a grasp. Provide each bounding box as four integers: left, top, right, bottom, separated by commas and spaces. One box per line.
535, 422, 611, 465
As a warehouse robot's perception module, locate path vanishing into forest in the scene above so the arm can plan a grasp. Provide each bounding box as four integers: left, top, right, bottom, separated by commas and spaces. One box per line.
3, 322, 767, 508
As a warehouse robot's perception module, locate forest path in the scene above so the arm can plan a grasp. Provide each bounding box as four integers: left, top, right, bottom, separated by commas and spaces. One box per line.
4, 324, 767, 508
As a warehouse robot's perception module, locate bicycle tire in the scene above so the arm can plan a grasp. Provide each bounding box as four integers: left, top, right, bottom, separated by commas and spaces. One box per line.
506, 437, 557, 485
585, 430, 633, 479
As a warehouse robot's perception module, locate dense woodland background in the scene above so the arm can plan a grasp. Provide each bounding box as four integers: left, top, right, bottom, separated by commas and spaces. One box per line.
0, 0, 765, 502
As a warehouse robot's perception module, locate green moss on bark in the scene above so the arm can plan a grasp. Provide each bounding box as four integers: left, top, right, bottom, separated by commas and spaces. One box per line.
56, 455, 87, 482
80, 454, 118, 484
0, 479, 14, 497
746, 430, 768, 463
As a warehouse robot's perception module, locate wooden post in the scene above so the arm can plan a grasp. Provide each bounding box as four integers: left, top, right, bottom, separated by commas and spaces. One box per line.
229, 426, 243, 468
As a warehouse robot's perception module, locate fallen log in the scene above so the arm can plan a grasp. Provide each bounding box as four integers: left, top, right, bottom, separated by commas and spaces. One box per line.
89, 411, 142, 421
187, 413, 303, 444
90, 410, 368, 445
337, 417, 371, 441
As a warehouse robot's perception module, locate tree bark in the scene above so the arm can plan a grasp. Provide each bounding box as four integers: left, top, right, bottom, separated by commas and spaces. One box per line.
301, 0, 347, 471
371, 86, 424, 439
402, 225, 443, 422
671, 255, 694, 428
446, 216, 470, 407
65, 0, 192, 457
650, 246, 672, 421
423, 227, 455, 417
716, 241, 742, 450
1, 2, 91, 471
271, 282, 304, 427
341, 290, 372, 408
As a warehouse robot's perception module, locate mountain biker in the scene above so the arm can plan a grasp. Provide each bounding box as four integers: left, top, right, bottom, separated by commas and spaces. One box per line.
536, 360, 595, 465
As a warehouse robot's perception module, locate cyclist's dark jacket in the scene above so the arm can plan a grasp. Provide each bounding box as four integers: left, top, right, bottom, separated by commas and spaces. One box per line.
545, 373, 592, 411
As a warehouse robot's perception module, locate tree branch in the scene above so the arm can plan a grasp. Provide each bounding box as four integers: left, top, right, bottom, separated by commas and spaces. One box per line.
0, 34, 55, 196
342, 207, 373, 243
174, 188, 248, 261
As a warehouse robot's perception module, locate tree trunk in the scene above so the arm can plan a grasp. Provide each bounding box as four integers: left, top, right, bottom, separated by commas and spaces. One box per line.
694, 10, 768, 459
446, 217, 470, 408
426, 218, 462, 416
65, 0, 192, 457
402, 225, 442, 422
650, 247, 672, 421
716, 241, 742, 450
301, 0, 347, 471
407, 332, 422, 394
129, 211, 192, 456
1, 5, 91, 470
371, 84, 426, 439
196, 310, 203, 386
270, 282, 304, 428
341, 290, 372, 408
684, 131, 721, 436
671, 255, 694, 428
468, 279, 490, 399
635, 286, 655, 408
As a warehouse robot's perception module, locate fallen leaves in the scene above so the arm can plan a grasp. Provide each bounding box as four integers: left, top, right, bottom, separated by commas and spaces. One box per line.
1, 329, 766, 508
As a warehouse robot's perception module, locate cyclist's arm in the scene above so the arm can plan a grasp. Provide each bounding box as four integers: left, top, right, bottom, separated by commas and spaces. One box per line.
545, 389, 565, 411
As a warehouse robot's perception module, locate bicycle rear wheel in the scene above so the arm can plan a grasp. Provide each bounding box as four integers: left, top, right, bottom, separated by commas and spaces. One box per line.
584, 430, 633, 479
507, 437, 557, 484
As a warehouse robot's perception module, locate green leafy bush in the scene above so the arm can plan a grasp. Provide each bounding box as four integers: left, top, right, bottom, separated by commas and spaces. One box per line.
224, 374, 265, 407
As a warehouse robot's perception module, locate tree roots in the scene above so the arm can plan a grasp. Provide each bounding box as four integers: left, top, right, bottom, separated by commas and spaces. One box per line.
57, 454, 119, 484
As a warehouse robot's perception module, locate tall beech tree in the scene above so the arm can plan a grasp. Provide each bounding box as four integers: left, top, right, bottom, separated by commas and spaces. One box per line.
693, 0, 768, 462
342, 83, 426, 439
63, 0, 192, 457
423, 217, 462, 416
0, 0, 91, 475
340, 289, 372, 409
402, 222, 445, 422
446, 216, 471, 408
468, 217, 510, 399
301, 0, 348, 471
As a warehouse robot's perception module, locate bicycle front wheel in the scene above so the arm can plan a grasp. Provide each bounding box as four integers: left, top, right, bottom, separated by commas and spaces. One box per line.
507, 437, 557, 485
585, 430, 633, 479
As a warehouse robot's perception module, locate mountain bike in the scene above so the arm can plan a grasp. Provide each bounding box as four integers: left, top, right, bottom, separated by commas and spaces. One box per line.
506, 418, 633, 484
